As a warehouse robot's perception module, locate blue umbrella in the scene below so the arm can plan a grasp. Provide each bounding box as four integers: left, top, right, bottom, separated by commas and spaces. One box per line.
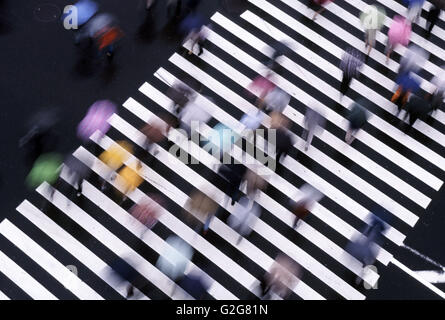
402, 0, 425, 6
396, 73, 421, 93
179, 13, 205, 35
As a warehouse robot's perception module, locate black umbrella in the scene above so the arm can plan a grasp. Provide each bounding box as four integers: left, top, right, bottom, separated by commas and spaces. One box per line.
405, 95, 432, 120
431, 0, 445, 10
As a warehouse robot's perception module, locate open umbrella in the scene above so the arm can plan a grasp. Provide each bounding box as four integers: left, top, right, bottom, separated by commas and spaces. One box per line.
77, 100, 117, 142
402, 0, 425, 6
179, 12, 205, 35
396, 72, 421, 93
388, 15, 411, 46
360, 5, 386, 30
26, 153, 62, 188
73, 0, 99, 26
156, 236, 194, 281
205, 123, 237, 154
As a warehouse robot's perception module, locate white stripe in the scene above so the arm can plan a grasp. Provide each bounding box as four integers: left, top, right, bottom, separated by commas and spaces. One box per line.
16, 199, 149, 300
391, 259, 445, 299
415, 270, 445, 284
100, 118, 323, 299
0, 246, 57, 300
0, 219, 102, 300
0, 290, 9, 300
165, 53, 407, 243
35, 182, 192, 300
228, 4, 445, 183
147, 72, 395, 261
59, 162, 236, 300
183, 32, 423, 225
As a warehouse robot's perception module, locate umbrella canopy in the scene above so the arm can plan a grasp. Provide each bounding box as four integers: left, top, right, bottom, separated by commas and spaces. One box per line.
360, 5, 386, 30
395, 72, 421, 93
402, 0, 425, 7
26, 153, 62, 188
206, 123, 237, 154
99, 141, 133, 171
77, 100, 117, 142
156, 236, 194, 280
405, 95, 432, 118
179, 13, 205, 35
388, 15, 411, 46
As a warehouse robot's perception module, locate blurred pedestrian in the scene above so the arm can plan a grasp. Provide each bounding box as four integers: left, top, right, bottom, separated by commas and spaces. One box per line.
302, 106, 325, 151
219, 162, 248, 206
227, 196, 261, 244
385, 15, 411, 63
248, 73, 276, 110
403, 95, 433, 130
428, 66, 445, 112
267, 40, 293, 72
77, 100, 117, 143
290, 183, 323, 228
63, 154, 91, 200
62, 0, 99, 45
339, 48, 364, 99
259, 254, 302, 299
426, 0, 444, 37
269, 112, 292, 165
156, 236, 194, 282
263, 87, 291, 114
177, 272, 209, 299
166, 81, 195, 116
403, 0, 425, 23
308, 0, 335, 20
86, 13, 124, 60
129, 195, 164, 237
391, 71, 421, 112
345, 100, 369, 144
140, 119, 167, 154
185, 189, 219, 235
108, 255, 139, 299
98, 140, 133, 190
360, 5, 386, 55
115, 161, 144, 204
397, 44, 428, 77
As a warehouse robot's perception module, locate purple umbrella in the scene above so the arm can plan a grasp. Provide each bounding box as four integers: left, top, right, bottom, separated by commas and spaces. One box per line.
388, 15, 411, 46
77, 100, 117, 142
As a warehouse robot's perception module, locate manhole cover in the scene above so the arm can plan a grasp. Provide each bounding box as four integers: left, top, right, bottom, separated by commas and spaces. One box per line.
34, 3, 61, 23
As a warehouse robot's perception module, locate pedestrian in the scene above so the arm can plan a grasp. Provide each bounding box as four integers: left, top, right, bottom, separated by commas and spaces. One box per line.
345, 100, 369, 144
77, 100, 117, 143
397, 45, 429, 77
290, 183, 323, 228
219, 162, 248, 206
98, 140, 133, 190
177, 272, 209, 299
269, 112, 292, 165
227, 196, 261, 244
63, 154, 91, 200
266, 40, 292, 72
307, 0, 335, 20
385, 15, 411, 63
403, 95, 433, 130
185, 26, 208, 56
166, 81, 195, 116
426, 0, 444, 37
62, 0, 99, 45
391, 71, 421, 113
403, 0, 425, 23
108, 255, 139, 299
86, 13, 124, 60
428, 66, 445, 112
339, 47, 364, 99
302, 105, 325, 151
247, 73, 276, 110
156, 236, 194, 282
140, 119, 167, 155
263, 87, 291, 114
178, 98, 212, 138
185, 189, 219, 235
129, 195, 163, 237
359, 5, 386, 55
115, 161, 144, 204
259, 254, 302, 299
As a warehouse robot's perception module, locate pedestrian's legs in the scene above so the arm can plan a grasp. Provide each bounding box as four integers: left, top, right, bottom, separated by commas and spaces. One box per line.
202, 213, 214, 234
304, 129, 314, 151
340, 73, 352, 97
385, 41, 393, 63
345, 127, 357, 144
426, 6, 440, 37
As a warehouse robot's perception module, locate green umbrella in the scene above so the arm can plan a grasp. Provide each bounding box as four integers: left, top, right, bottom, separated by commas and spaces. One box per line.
360, 5, 386, 30
26, 153, 62, 188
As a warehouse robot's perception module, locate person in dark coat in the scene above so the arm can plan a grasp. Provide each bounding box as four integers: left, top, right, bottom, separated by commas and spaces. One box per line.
339, 47, 364, 99
345, 100, 368, 144
403, 95, 433, 130
426, 0, 443, 37
177, 273, 209, 299
219, 163, 248, 206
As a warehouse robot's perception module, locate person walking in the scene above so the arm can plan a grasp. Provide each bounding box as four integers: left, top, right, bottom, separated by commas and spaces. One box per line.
308, 0, 335, 20
345, 99, 369, 144
403, 95, 433, 131
339, 47, 364, 99
360, 5, 386, 55
185, 189, 219, 235
385, 15, 411, 63
302, 105, 325, 151
391, 71, 421, 113
290, 183, 323, 228
404, 0, 425, 23
428, 66, 445, 112
426, 0, 443, 37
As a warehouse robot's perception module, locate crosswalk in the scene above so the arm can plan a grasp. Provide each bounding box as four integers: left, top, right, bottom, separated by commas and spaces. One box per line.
2, 0, 445, 300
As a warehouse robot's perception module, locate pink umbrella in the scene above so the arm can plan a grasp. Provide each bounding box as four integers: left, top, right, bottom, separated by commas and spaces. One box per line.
388, 15, 411, 47
77, 100, 117, 141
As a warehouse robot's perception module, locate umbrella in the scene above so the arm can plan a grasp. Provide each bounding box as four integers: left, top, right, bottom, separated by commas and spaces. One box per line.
402, 0, 425, 6
206, 123, 237, 154
77, 100, 117, 142
360, 5, 386, 30
395, 72, 421, 93
431, 0, 445, 10
26, 153, 62, 188
156, 236, 194, 280
388, 15, 411, 46
73, 0, 99, 26
405, 95, 432, 119
179, 13, 205, 35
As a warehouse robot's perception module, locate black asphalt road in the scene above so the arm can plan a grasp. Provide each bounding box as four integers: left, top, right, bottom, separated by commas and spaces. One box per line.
0, 0, 444, 299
